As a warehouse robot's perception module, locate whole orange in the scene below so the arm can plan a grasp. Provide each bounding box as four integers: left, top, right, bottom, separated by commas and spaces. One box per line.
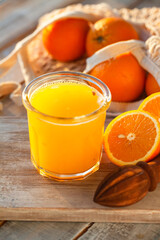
86, 17, 139, 56
42, 18, 89, 62
145, 73, 160, 96
90, 52, 146, 102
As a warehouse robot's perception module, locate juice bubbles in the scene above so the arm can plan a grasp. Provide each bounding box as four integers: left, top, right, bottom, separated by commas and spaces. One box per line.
23, 72, 111, 180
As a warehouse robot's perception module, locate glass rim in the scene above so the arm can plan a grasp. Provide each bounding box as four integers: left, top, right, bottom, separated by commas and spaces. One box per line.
22, 71, 111, 122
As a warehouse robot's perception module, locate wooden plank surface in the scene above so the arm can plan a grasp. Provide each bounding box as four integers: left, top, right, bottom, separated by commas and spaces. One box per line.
78, 222, 160, 240
1, 222, 160, 240
1, 0, 160, 239
0, 221, 90, 240
1, 117, 160, 222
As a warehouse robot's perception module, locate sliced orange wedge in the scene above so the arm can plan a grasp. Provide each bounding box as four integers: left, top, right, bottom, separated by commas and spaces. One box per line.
104, 110, 160, 166
139, 92, 160, 122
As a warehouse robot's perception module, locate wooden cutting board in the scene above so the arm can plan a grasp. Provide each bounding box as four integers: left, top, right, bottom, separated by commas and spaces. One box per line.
1, 117, 160, 223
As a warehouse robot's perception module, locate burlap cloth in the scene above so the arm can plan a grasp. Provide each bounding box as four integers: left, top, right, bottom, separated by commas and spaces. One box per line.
0, 3, 160, 115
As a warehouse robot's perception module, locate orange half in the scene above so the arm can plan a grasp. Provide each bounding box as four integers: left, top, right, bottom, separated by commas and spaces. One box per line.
104, 110, 160, 166
139, 92, 160, 122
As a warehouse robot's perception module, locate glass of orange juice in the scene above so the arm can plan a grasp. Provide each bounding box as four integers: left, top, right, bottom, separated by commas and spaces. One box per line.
23, 71, 111, 181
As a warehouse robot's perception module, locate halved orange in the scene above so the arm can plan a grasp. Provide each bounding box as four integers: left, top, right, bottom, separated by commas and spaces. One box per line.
139, 92, 160, 122
104, 110, 160, 166
145, 74, 160, 96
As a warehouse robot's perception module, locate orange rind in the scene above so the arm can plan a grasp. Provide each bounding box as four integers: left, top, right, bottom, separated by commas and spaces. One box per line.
104, 110, 160, 166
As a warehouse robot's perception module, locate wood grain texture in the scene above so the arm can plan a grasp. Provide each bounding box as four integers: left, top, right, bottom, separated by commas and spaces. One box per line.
78, 222, 160, 240
1, 117, 160, 222
0, 221, 90, 240
1, 221, 160, 240
94, 157, 160, 207
94, 165, 151, 207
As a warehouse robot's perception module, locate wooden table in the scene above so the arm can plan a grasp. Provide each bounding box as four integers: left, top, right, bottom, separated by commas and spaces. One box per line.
1, 0, 160, 239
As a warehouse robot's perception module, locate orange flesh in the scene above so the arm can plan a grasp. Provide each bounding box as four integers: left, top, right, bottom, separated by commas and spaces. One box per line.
140, 96, 160, 121
106, 113, 158, 163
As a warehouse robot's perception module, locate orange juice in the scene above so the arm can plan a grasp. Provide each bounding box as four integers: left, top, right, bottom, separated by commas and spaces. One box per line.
23, 72, 111, 180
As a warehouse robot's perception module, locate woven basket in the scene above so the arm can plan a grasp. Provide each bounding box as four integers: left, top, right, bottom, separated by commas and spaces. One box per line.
0, 3, 160, 115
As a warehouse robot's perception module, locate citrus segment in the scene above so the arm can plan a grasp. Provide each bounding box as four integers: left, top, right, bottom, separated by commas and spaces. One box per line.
139, 92, 160, 122
104, 110, 160, 166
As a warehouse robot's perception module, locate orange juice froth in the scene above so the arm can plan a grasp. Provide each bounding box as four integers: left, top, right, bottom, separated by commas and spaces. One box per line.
30, 81, 104, 118
28, 80, 108, 179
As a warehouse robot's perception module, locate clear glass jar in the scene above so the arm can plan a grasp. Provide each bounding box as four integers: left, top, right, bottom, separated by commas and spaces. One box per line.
23, 71, 111, 181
